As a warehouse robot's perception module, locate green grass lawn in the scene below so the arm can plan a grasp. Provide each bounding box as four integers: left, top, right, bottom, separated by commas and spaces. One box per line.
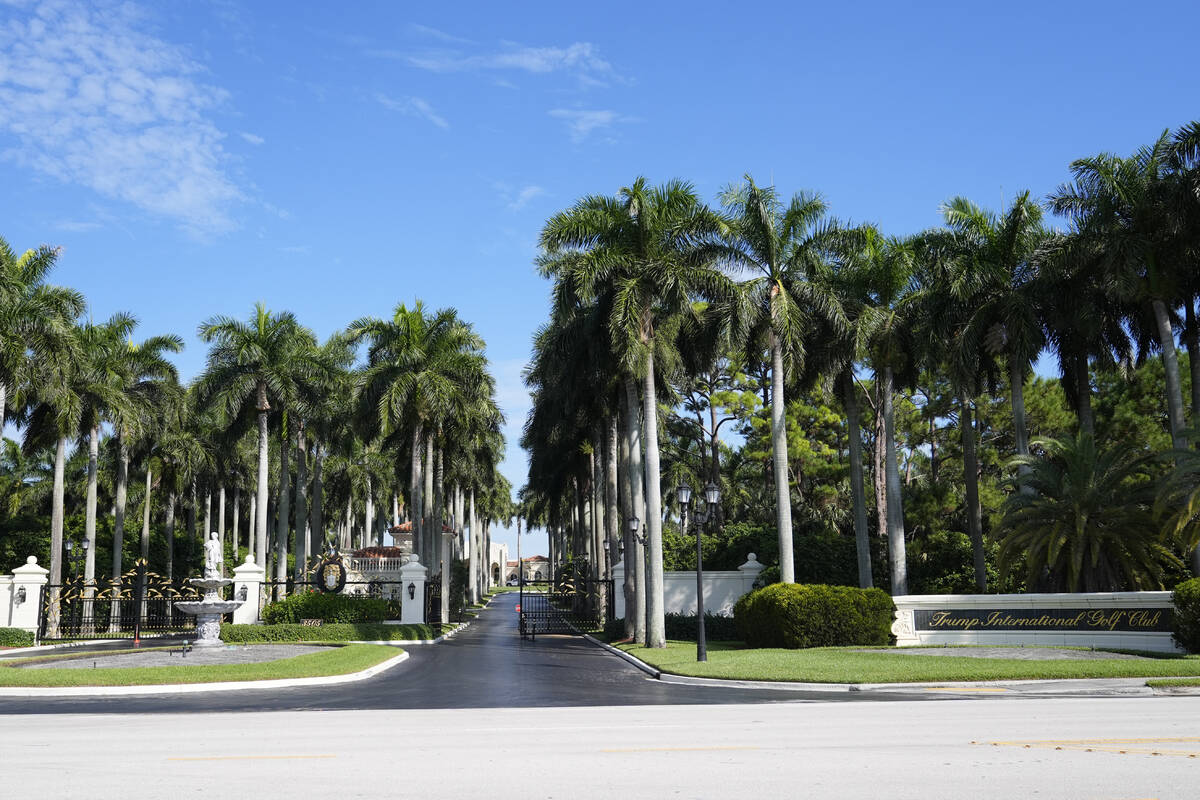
1145, 677, 1200, 688
0, 643, 399, 687
616, 641, 1200, 684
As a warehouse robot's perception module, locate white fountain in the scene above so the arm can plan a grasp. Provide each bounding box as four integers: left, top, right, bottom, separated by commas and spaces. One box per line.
175, 532, 244, 647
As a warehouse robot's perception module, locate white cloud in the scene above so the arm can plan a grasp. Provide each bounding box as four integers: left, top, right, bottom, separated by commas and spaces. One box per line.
406, 23, 474, 45
548, 108, 631, 142
0, 1, 244, 235
375, 93, 449, 129
53, 219, 101, 232
494, 183, 546, 211
240, 131, 265, 146
377, 37, 620, 86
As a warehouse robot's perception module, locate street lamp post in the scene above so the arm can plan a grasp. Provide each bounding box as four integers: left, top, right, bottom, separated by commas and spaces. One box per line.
678, 482, 721, 662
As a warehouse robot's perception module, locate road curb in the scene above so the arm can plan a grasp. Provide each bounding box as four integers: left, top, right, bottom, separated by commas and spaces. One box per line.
0, 648, 411, 697
582, 634, 661, 678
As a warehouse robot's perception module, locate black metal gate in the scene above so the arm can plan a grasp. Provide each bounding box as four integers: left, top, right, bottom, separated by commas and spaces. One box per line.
518, 579, 613, 639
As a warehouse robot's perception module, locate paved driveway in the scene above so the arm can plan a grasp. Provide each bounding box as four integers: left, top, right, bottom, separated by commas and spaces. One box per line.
0, 592, 852, 714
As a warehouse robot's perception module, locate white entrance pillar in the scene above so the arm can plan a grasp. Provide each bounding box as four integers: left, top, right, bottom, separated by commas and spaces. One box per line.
399, 556, 428, 625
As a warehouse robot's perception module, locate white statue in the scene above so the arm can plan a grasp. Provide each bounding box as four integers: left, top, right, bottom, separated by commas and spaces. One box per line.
204, 531, 223, 577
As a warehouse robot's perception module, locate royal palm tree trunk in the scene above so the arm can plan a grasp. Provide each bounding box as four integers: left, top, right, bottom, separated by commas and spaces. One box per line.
873, 398, 887, 553
642, 349, 666, 648
140, 467, 153, 563
424, 435, 435, 564
618, 409, 634, 639
1152, 298, 1188, 450
1010, 358, 1031, 471
255, 401, 270, 571
165, 491, 176, 580
294, 425, 308, 578
605, 416, 619, 582
217, 483, 226, 557
435, 446, 449, 624
769, 332, 795, 583
275, 430, 291, 594
623, 379, 647, 643
961, 399, 986, 592
248, 493, 257, 559
843, 376, 872, 589
310, 444, 324, 558
232, 486, 240, 562
0, 382, 6, 439
187, 481, 197, 566
84, 426, 99, 588
882, 366, 908, 595
468, 487, 479, 604
365, 473, 375, 548
203, 488, 212, 547
112, 437, 130, 582
410, 426, 423, 561
1185, 299, 1200, 423
47, 435, 67, 637
1076, 351, 1095, 436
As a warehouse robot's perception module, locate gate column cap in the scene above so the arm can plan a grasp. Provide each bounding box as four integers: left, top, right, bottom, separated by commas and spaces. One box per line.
12, 556, 49, 582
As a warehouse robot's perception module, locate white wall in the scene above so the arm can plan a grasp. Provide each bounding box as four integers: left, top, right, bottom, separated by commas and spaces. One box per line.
613, 554, 763, 618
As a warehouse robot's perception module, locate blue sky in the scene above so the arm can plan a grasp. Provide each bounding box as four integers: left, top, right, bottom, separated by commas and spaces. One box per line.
0, 0, 1197, 556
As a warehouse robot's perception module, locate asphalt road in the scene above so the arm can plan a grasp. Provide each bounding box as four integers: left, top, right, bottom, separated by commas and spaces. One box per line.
10, 698, 1200, 799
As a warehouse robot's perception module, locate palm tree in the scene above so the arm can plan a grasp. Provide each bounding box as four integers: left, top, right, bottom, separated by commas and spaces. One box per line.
803, 243, 880, 589
197, 303, 325, 587
716, 176, 846, 584
539, 177, 729, 647
997, 433, 1178, 591
0, 238, 84, 432
18, 328, 83, 636
106, 324, 184, 582
73, 313, 137, 586
1037, 233, 1131, 436
1050, 133, 1189, 449
940, 192, 1048, 467
852, 227, 922, 595
350, 302, 486, 566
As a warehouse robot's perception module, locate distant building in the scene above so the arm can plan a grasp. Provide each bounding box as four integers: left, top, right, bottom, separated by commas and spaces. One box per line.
505, 555, 550, 583
489, 541, 509, 587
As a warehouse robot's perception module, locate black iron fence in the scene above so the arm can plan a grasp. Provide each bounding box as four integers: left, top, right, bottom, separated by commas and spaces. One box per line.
38, 562, 203, 642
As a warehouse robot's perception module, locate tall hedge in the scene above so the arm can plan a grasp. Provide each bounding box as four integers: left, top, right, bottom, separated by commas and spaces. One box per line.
733, 583, 895, 648
1172, 578, 1200, 654
0, 627, 35, 647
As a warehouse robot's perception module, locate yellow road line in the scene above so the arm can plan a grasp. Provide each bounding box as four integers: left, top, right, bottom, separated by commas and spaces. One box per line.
981, 738, 1200, 758
923, 687, 1009, 692
167, 754, 337, 762
601, 746, 761, 753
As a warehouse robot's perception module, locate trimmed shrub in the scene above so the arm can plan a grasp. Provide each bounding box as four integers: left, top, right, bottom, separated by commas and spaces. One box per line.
220, 622, 438, 642
733, 583, 895, 649
663, 612, 740, 642
261, 592, 397, 624
603, 618, 626, 642
0, 627, 35, 647
1172, 578, 1200, 654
